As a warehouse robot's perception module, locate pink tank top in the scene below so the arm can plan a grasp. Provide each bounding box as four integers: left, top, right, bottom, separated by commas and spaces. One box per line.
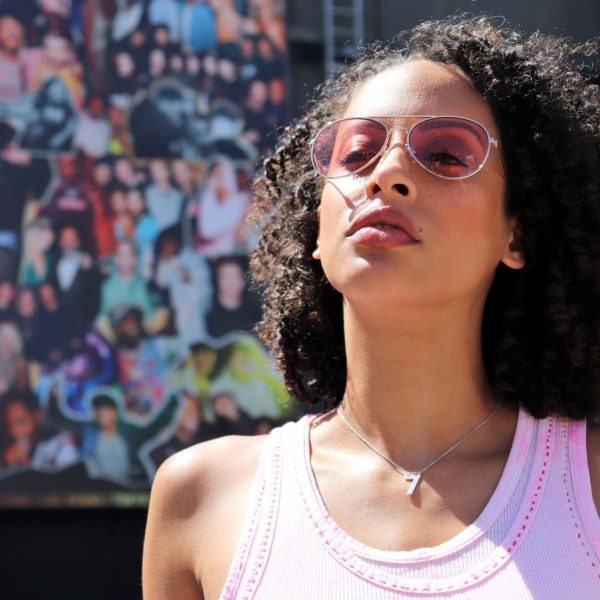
220, 409, 600, 598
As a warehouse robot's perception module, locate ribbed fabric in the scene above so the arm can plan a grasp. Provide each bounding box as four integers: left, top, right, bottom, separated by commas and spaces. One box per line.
219, 409, 600, 598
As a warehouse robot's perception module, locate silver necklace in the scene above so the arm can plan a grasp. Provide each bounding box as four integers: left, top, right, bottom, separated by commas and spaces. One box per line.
336, 399, 502, 496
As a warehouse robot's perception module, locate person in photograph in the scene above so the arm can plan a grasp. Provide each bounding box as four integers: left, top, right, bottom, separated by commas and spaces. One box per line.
241, 77, 271, 150
41, 153, 94, 251
148, 1, 180, 43
86, 160, 117, 261
80, 392, 132, 484
175, 341, 220, 421
129, 80, 196, 157
265, 73, 288, 131
205, 255, 261, 338
0, 388, 78, 472
38, 329, 117, 416
127, 186, 159, 279
248, 0, 286, 54
0, 15, 36, 100
0, 125, 51, 282
145, 159, 183, 230
110, 49, 139, 98
19, 216, 55, 288
149, 23, 178, 59
213, 43, 247, 104
106, 103, 133, 155
209, 335, 291, 420
35, 281, 74, 366
146, 391, 216, 473
110, 0, 147, 46
192, 156, 249, 255
0, 322, 28, 394
113, 156, 146, 189
52, 224, 101, 337
73, 95, 111, 159
207, 103, 256, 160
29, 33, 84, 109
0, 280, 16, 322
180, 50, 202, 87
111, 305, 167, 419
19, 76, 77, 153
180, 0, 217, 54
109, 186, 135, 243
145, 15, 600, 599
154, 226, 212, 343
168, 52, 185, 78
14, 286, 44, 363
100, 239, 154, 323
209, 391, 255, 437
208, 0, 255, 45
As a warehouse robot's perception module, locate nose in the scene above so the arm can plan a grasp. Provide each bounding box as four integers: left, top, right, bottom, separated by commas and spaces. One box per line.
364, 126, 418, 201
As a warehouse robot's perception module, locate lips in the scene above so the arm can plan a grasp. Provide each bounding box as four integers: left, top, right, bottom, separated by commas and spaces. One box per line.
347, 206, 420, 243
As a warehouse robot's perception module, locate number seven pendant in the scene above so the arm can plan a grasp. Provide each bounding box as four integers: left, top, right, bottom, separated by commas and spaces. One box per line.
404, 472, 421, 496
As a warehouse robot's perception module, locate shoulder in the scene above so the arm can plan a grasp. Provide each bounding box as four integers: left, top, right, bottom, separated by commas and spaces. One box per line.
143, 434, 268, 600
149, 433, 267, 513
586, 421, 600, 518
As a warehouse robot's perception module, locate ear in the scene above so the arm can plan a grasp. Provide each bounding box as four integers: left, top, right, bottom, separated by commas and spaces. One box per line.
312, 207, 321, 261
500, 219, 525, 270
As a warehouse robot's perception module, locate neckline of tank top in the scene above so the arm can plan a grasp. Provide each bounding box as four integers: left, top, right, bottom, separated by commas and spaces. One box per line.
296, 405, 544, 564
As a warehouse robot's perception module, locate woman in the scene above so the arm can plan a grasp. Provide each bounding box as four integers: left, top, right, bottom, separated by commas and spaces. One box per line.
144, 15, 600, 598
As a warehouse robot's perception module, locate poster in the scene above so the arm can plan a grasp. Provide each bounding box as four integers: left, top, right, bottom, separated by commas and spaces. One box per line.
0, 0, 292, 507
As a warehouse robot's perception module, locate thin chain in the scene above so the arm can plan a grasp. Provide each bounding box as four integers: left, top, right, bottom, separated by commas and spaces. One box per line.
337, 399, 502, 479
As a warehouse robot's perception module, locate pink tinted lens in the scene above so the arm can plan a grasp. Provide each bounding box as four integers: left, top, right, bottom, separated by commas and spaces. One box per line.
312, 118, 388, 177
409, 117, 489, 178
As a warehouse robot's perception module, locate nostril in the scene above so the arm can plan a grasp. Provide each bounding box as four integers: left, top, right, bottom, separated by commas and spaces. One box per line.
393, 183, 409, 195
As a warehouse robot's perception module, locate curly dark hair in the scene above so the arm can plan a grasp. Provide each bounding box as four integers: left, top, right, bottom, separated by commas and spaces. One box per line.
250, 14, 600, 420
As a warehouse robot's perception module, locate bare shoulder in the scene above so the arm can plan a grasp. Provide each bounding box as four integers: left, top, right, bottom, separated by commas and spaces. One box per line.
143, 434, 268, 600
586, 421, 600, 518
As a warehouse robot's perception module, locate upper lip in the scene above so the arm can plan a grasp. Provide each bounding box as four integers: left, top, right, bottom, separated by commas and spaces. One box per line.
347, 205, 421, 241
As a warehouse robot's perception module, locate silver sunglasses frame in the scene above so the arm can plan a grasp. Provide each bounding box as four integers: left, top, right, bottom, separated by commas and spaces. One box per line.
310, 115, 500, 181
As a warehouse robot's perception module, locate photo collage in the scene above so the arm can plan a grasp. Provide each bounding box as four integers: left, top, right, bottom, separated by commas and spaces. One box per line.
0, 0, 293, 506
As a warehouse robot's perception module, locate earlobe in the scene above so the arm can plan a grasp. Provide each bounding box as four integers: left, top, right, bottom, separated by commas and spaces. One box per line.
313, 207, 321, 260
501, 226, 526, 270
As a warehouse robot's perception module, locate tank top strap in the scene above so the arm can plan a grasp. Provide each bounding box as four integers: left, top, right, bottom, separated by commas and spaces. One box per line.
219, 420, 295, 600
565, 417, 600, 560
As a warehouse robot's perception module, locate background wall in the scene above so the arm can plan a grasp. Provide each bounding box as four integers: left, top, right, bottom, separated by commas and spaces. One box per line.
2, 1, 599, 599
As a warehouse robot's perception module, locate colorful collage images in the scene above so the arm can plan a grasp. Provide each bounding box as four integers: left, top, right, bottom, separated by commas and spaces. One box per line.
0, 0, 293, 507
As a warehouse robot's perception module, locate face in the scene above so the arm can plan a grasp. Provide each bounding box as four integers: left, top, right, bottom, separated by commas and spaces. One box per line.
150, 160, 170, 184
57, 155, 78, 182
315, 60, 523, 312
0, 17, 24, 51
93, 163, 112, 186
115, 51, 134, 77
17, 289, 36, 317
127, 190, 145, 215
217, 262, 245, 301
39, 283, 57, 308
5, 402, 36, 442
96, 405, 118, 430
59, 226, 80, 251
114, 242, 137, 275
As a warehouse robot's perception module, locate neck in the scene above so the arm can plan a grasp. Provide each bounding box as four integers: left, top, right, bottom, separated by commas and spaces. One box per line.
339, 300, 501, 468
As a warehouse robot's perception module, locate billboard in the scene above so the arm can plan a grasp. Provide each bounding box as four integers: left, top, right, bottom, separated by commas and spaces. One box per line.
0, 0, 292, 507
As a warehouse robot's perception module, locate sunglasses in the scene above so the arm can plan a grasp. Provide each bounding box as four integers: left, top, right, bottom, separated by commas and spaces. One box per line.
310, 115, 499, 180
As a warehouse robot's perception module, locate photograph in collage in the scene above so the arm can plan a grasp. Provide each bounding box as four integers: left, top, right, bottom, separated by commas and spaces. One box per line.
0, 0, 294, 507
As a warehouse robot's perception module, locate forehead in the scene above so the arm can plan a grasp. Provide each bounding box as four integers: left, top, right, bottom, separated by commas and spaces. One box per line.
344, 60, 497, 135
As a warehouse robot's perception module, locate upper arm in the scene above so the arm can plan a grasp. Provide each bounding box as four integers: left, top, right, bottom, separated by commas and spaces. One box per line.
586, 421, 600, 519
142, 447, 205, 600
142, 435, 266, 600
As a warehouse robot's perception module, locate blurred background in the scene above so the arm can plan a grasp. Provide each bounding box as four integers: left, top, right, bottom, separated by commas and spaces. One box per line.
0, 1, 597, 599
